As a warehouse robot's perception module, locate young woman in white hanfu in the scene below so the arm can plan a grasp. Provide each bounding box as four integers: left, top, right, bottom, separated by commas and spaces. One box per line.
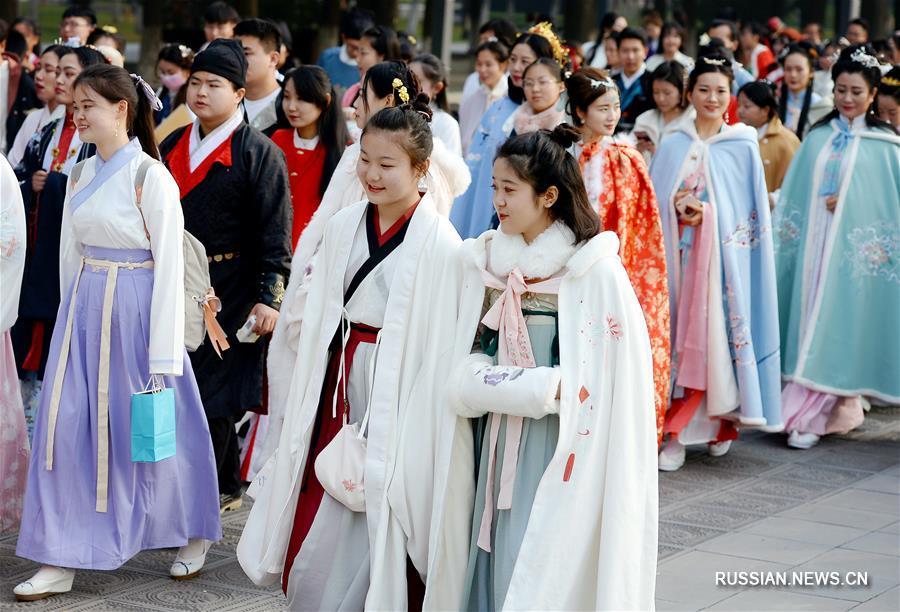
445, 124, 658, 610
13, 65, 220, 602
237, 97, 474, 611
244, 61, 470, 480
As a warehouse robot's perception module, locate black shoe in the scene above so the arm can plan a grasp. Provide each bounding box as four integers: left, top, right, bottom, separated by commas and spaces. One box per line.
219, 492, 243, 514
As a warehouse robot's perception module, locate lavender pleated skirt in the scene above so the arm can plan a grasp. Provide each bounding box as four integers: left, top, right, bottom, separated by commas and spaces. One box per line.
15, 246, 221, 570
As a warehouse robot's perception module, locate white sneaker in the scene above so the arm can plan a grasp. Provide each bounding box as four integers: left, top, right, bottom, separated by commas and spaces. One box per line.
13, 566, 75, 601
787, 431, 821, 449
658, 440, 686, 471
708, 440, 733, 457
170, 539, 212, 580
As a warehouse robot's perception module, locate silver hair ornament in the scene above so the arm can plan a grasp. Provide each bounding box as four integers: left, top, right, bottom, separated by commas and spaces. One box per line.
589, 77, 616, 89
130, 74, 164, 111
849, 48, 880, 69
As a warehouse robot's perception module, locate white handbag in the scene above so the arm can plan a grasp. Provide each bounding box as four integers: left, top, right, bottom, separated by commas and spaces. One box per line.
314, 313, 379, 513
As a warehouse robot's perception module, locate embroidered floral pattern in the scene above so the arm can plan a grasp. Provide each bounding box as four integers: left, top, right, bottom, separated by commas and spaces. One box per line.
605, 314, 623, 341
580, 143, 670, 444
480, 366, 525, 386
844, 221, 900, 284
723, 210, 767, 249
773, 208, 803, 256
341, 479, 358, 492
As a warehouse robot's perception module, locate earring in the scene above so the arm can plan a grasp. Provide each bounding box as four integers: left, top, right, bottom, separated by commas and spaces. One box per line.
115, 121, 120, 138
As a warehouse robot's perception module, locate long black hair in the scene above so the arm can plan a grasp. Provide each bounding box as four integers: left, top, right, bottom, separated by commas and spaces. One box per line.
495, 123, 599, 243
508, 32, 555, 105
778, 42, 818, 139
74, 64, 160, 160
278, 65, 349, 197
360, 61, 422, 114
810, 45, 897, 134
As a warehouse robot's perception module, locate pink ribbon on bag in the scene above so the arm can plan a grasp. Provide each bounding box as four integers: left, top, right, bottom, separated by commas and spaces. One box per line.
477, 267, 561, 552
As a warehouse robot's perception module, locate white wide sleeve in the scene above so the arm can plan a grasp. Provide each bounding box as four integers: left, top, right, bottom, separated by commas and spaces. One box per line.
449, 352, 561, 419
0, 156, 26, 332
142, 163, 185, 376
58, 175, 83, 301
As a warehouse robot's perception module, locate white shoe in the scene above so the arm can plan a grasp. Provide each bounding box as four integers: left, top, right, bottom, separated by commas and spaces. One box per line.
13, 566, 75, 601
170, 539, 212, 580
787, 431, 821, 449
658, 440, 686, 471
708, 440, 732, 457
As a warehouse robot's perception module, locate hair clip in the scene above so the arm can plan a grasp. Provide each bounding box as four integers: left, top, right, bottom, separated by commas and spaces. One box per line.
701, 56, 727, 66
178, 44, 192, 58
391, 78, 410, 104
883, 76, 900, 87
698, 33, 711, 46
407, 35, 417, 45
486, 35, 498, 43
849, 48, 880, 69
100, 25, 118, 34
589, 77, 616, 89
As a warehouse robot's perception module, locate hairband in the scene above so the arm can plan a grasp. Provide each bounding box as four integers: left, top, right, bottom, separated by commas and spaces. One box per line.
130, 74, 164, 111
391, 78, 410, 104
701, 56, 727, 66
849, 48, 880, 69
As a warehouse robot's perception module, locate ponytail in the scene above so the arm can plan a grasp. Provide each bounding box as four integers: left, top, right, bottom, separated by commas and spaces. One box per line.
131, 78, 161, 160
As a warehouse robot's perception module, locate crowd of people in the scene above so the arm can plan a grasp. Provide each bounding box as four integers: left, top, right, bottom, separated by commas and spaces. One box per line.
0, 2, 898, 609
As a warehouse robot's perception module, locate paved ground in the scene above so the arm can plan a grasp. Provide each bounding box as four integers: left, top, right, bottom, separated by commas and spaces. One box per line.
1, 406, 897, 611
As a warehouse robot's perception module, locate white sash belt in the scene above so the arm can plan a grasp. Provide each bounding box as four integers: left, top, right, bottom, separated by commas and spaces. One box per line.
45, 256, 154, 513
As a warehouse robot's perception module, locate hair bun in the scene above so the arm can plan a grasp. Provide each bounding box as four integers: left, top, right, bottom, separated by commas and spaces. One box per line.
547, 123, 581, 149
403, 92, 433, 123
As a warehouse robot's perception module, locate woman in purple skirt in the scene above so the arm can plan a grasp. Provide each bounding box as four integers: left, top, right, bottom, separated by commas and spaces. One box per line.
13, 64, 221, 601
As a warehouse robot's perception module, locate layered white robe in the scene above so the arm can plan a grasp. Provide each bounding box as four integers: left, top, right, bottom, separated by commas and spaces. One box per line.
254, 138, 470, 477
449, 230, 659, 610
237, 193, 475, 610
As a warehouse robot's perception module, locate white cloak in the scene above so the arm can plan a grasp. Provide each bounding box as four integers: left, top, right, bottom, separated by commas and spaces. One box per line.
451, 230, 659, 611
237, 193, 475, 610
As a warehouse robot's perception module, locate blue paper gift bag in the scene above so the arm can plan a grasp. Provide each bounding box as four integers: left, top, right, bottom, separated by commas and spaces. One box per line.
131, 385, 176, 462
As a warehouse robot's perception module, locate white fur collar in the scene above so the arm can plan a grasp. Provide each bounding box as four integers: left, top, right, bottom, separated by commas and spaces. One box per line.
488, 221, 578, 279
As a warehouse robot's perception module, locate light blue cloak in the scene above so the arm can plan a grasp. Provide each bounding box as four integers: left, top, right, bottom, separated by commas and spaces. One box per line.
450, 96, 519, 239
774, 121, 900, 402
650, 123, 782, 428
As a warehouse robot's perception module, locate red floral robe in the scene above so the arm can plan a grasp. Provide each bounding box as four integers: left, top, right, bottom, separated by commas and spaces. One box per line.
579, 140, 670, 444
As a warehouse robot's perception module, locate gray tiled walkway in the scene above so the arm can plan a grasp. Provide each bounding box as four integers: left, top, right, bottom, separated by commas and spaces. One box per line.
1, 406, 897, 611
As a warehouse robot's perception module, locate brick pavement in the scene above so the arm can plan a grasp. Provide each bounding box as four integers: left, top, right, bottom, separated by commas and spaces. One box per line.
1, 406, 897, 611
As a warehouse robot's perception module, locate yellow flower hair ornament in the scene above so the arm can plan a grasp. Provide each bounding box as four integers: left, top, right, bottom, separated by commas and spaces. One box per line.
527, 21, 569, 70
391, 78, 410, 104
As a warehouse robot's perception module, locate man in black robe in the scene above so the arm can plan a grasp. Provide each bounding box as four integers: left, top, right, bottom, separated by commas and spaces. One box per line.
159, 39, 292, 512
